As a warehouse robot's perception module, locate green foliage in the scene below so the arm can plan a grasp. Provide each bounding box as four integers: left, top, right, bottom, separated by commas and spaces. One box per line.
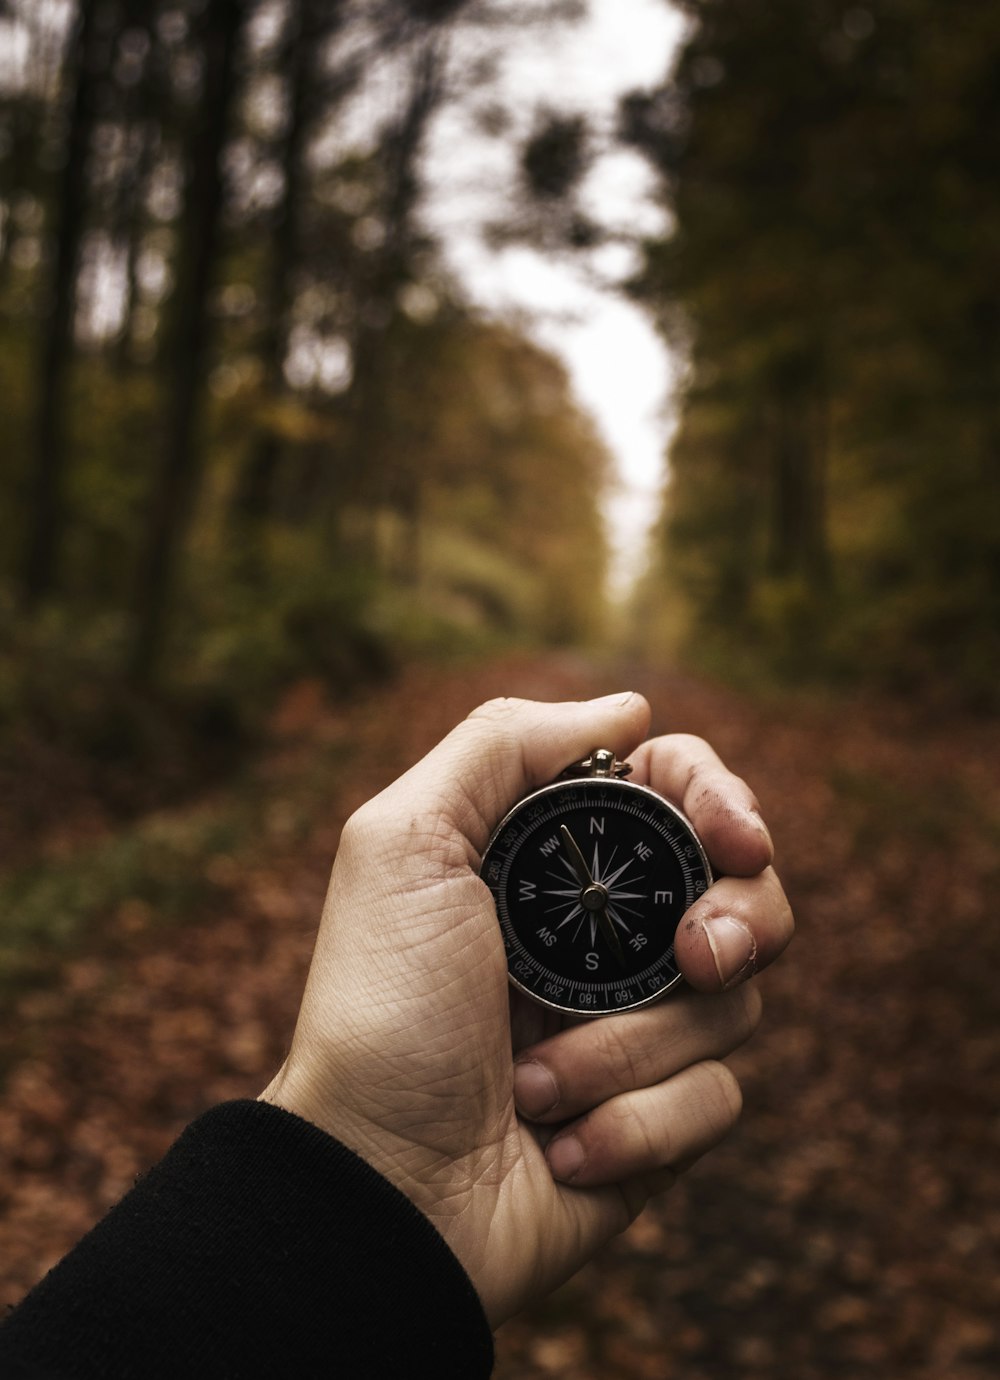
626, 0, 1000, 707
0, 0, 613, 752
0, 720, 357, 1005
0, 805, 241, 998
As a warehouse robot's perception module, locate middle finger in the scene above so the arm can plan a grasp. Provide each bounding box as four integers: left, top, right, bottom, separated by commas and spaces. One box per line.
512, 983, 762, 1124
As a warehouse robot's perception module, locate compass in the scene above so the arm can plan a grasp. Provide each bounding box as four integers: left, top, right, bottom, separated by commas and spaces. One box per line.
480, 748, 713, 1017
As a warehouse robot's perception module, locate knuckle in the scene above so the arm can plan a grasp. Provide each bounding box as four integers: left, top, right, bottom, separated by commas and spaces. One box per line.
461, 699, 526, 783
627, 1103, 662, 1167
686, 764, 724, 815
745, 786, 765, 818
338, 801, 378, 856
637, 1118, 662, 1169
731, 772, 753, 801
760, 867, 796, 941
603, 1094, 664, 1168
342, 795, 470, 881
700, 1059, 743, 1129
615, 1177, 650, 1227
466, 697, 527, 728
760, 864, 783, 895
739, 982, 764, 1041
779, 887, 796, 938
338, 795, 419, 867
596, 1020, 649, 1091
675, 733, 712, 760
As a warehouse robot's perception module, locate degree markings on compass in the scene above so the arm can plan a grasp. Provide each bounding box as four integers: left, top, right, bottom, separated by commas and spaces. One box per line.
494, 783, 707, 1011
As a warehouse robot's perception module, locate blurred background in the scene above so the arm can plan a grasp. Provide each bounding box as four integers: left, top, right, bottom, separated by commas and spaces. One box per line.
0, 1, 997, 1376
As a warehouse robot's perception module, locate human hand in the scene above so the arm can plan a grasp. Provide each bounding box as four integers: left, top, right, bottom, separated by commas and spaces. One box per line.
259, 693, 793, 1327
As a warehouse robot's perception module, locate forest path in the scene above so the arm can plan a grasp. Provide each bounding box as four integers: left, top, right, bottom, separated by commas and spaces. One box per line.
1, 653, 998, 1379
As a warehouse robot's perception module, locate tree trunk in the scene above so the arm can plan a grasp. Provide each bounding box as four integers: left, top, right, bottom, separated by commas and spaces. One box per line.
129, 0, 243, 683
345, 37, 443, 540
766, 359, 830, 589
233, 1, 319, 526
111, 115, 156, 373
20, 0, 102, 607
110, 9, 160, 374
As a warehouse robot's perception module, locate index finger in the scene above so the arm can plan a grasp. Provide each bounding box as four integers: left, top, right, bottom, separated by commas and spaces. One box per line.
628, 735, 773, 878
359, 692, 653, 869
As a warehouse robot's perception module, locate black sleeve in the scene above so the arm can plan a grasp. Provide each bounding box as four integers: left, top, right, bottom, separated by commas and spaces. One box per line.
0, 1100, 495, 1379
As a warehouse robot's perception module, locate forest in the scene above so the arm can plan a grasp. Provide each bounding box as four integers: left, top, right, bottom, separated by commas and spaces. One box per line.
0, 0, 610, 774
2, 0, 996, 741
629, 0, 1000, 701
1, 3, 998, 1378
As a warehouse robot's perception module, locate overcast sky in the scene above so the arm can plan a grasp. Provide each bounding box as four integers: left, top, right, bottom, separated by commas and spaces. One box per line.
424, 0, 687, 593
0, 0, 687, 592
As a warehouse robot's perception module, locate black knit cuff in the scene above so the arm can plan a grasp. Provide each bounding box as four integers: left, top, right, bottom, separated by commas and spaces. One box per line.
0, 1100, 495, 1379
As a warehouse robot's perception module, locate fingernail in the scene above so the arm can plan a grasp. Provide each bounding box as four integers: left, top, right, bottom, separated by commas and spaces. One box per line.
546, 1134, 585, 1182
703, 915, 757, 988
587, 691, 635, 707
513, 1060, 559, 1118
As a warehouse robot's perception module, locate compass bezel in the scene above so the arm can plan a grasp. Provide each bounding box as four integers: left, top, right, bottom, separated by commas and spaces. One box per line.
480, 774, 713, 1017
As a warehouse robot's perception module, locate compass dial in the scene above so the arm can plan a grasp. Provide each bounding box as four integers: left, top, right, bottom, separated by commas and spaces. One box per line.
481, 775, 713, 1017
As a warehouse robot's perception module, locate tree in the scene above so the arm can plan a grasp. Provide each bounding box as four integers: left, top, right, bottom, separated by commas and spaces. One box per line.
232, 0, 350, 529
21, 0, 103, 607
624, 0, 1000, 697
129, 0, 245, 682
0, 0, 610, 712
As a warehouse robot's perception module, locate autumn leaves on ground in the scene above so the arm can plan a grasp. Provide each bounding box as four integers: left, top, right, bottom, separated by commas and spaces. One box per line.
1, 653, 998, 1380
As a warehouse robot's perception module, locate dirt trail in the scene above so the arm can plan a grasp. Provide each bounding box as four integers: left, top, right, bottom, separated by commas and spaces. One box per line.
1, 654, 998, 1379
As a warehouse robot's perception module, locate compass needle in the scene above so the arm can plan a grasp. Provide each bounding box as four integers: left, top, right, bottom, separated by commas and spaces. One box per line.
595, 901, 628, 967
559, 824, 594, 888
481, 748, 713, 1016
603, 857, 637, 889
605, 903, 633, 935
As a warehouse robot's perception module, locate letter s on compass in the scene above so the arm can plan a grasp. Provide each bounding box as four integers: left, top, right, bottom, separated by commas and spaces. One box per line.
479, 748, 713, 1017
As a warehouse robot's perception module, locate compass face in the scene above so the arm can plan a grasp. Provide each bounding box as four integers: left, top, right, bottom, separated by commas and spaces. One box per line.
481, 777, 713, 1016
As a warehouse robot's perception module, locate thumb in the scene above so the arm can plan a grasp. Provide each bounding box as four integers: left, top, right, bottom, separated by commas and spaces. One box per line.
372, 692, 652, 857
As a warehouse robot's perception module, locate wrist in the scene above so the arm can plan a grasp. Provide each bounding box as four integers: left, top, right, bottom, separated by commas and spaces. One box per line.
258, 1065, 513, 1327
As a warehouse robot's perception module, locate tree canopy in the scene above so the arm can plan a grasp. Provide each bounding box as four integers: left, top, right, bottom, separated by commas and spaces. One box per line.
0, 0, 611, 732
624, 0, 1000, 703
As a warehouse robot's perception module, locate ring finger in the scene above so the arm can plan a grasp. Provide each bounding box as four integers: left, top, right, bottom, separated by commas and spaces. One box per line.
512, 982, 761, 1124
543, 1058, 743, 1187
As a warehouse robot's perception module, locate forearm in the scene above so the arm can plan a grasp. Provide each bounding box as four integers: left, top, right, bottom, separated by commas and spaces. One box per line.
0, 1100, 494, 1380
